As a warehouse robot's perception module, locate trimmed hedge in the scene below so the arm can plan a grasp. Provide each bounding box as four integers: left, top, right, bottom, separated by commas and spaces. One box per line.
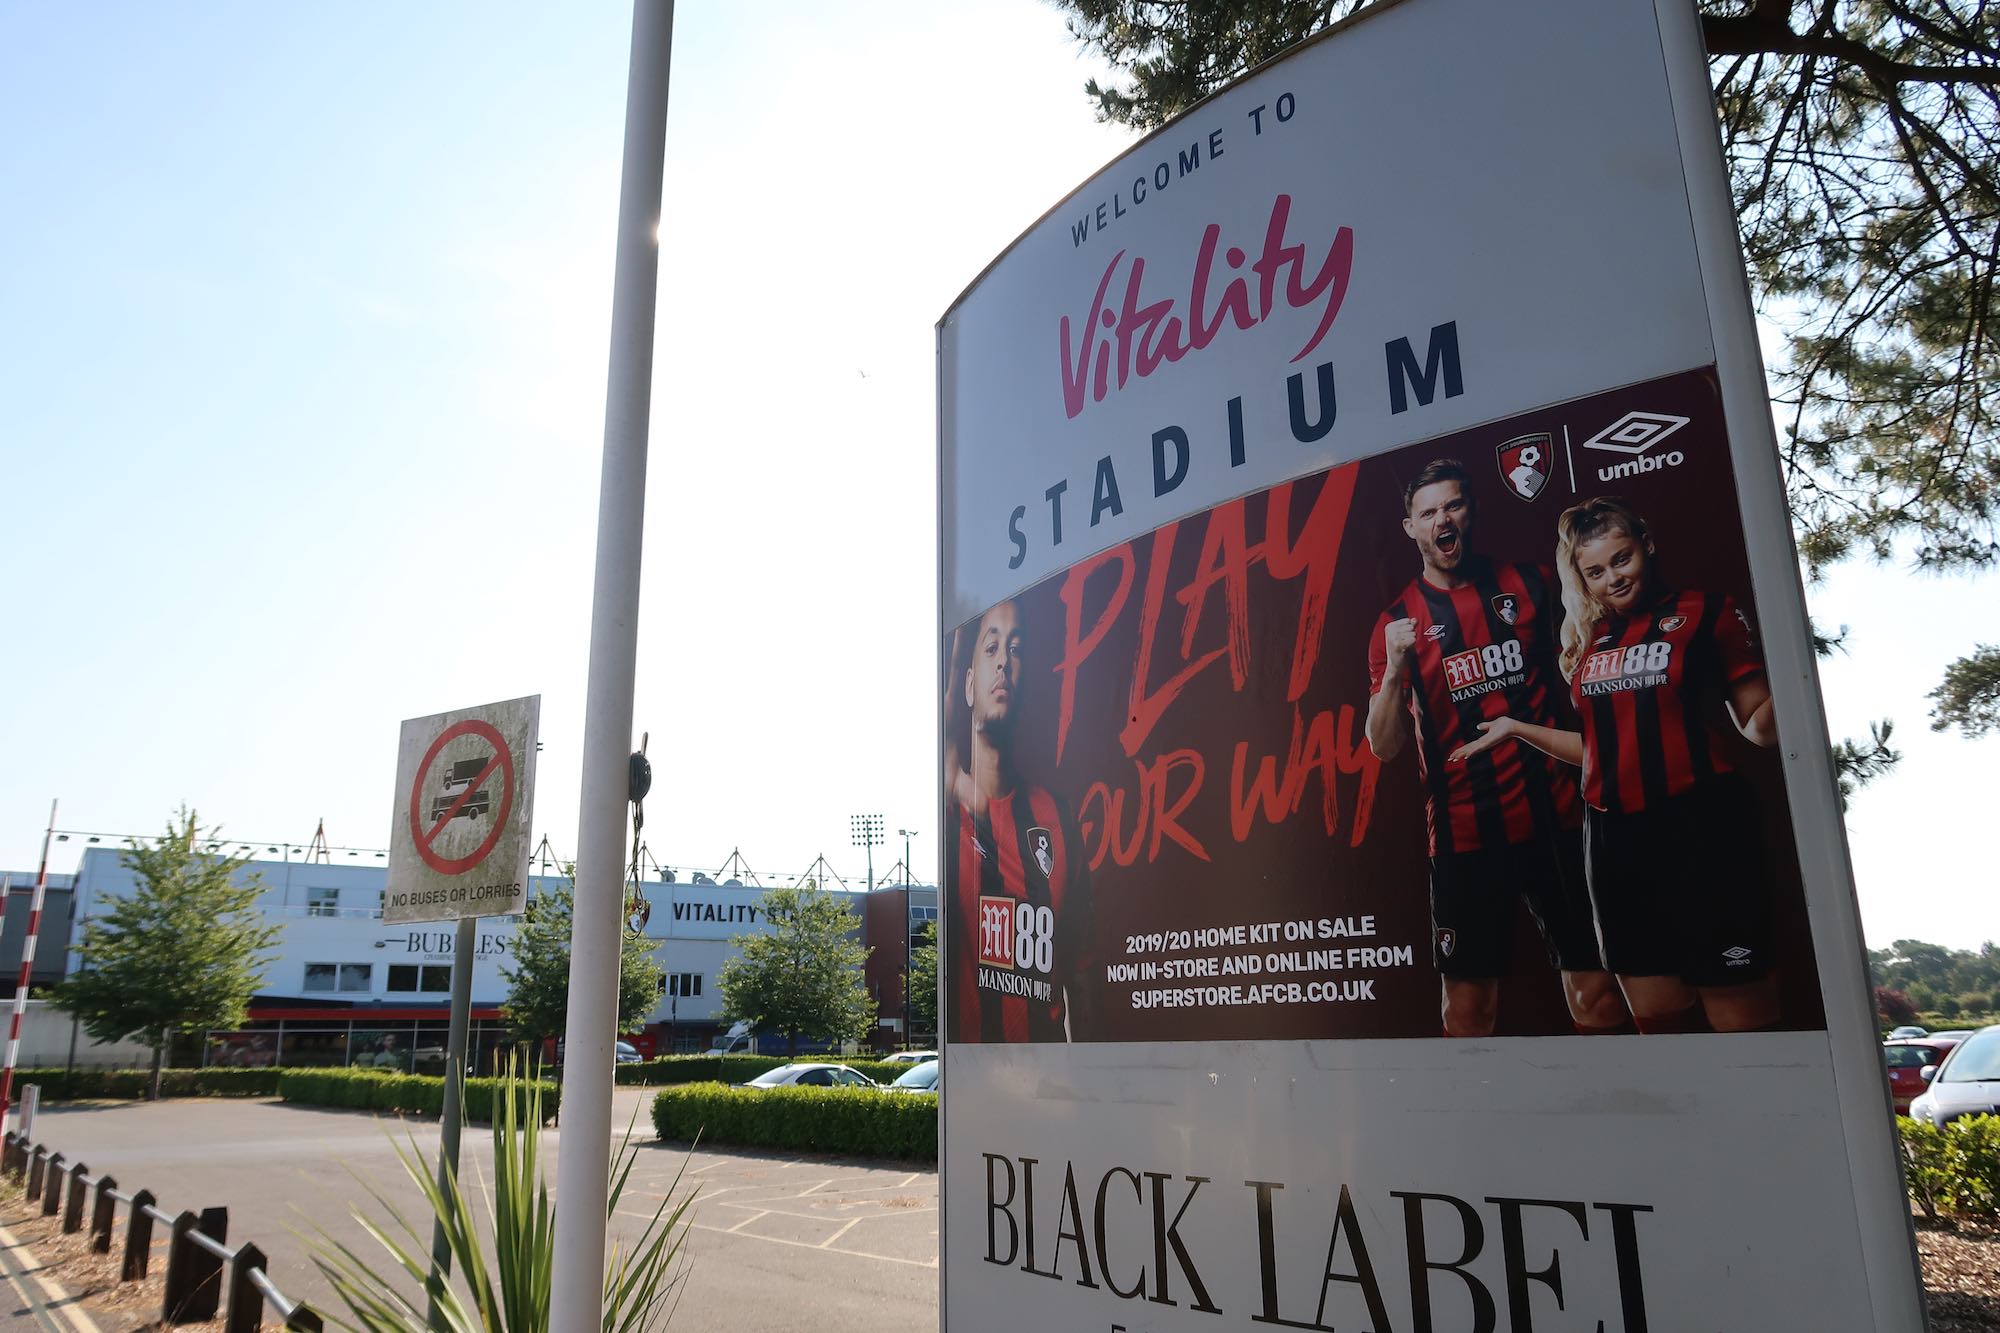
616, 1054, 922, 1088
1902, 1114, 2000, 1219
278, 1068, 560, 1124
9, 1066, 282, 1100
652, 1083, 936, 1161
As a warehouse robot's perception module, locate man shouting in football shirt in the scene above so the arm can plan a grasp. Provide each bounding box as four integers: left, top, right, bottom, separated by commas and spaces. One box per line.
943, 599, 1094, 1043
1366, 459, 1630, 1038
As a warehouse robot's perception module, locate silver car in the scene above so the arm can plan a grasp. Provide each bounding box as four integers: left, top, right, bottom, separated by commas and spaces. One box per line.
1909, 1025, 2000, 1126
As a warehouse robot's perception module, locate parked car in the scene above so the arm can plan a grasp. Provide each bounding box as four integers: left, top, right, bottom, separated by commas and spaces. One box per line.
1909, 1025, 2000, 1126
736, 1063, 880, 1090
614, 1041, 643, 1065
881, 1050, 938, 1065
887, 1061, 941, 1095
1885, 1039, 1959, 1114
1932, 1030, 1976, 1043
1886, 1025, 1930, 1041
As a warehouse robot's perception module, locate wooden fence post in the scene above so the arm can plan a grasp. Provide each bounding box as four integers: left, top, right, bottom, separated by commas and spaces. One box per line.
40, 1153, 63, 1215
123, 1189, 155, 1282
90, 1175, 117, 1254
224, 1241, 265, 1333
61, 1160, 87, 1233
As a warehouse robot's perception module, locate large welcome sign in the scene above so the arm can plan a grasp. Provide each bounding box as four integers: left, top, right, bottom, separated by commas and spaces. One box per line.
936, 1, 1923, 1329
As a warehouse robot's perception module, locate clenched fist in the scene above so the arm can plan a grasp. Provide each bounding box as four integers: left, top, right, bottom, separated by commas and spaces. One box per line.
1383, 617, 1417, 670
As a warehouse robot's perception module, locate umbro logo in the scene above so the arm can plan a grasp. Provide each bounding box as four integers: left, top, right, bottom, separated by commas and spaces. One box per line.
1722, 945, 1753, 965
1425, 624, 1448, 641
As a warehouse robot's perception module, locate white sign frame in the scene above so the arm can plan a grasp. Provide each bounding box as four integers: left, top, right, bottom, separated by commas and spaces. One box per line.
934, 1, 1924, 1330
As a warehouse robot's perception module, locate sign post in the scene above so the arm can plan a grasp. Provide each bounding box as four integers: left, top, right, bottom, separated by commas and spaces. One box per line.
385, 693, 539, 1319
936, 2, 1924, 1329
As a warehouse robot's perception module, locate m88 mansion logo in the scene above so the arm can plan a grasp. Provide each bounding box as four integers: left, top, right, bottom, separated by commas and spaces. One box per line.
1578, 639, 1676, 695
980, 893, 1057, 1003
1442, 637, 1527, 702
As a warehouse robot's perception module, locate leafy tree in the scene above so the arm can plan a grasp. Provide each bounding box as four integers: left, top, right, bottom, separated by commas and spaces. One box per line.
55, 808, 280, 1100
501, 874, 664, 1046
907, 920, 939, 1040
715, 885, 874, 1056
1054, 0, 2000, 785
1940, 993, 1964, 1018
1877, 985, 1919, 1026
1931, 644, 2000, 735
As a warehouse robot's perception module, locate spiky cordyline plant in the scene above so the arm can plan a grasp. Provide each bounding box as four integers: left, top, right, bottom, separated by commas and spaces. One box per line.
309, 1061, 694, 1333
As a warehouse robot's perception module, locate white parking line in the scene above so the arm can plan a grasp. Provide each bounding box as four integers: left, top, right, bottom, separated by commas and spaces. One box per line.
611, 1205, 940, 1270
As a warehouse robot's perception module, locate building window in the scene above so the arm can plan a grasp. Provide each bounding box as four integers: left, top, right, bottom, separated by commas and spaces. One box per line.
307, 887, 340, 918
304, 963, 372, 993
666, 972, 701, 998
388, 965, 452, 993
908, 904, 937, 923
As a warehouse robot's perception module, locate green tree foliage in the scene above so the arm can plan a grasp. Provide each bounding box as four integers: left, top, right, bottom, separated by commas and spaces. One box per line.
716, 886, 875, 1056
501, 875, 665, 1046
1870, 937, 2000, 1008
1054, 0, 2000, 789
1930, 644, 2000, 735
906, 920, 939, 1040
54, 808, 280, 1100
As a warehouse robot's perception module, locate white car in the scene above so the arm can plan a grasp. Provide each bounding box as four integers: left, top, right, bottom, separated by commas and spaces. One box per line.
887, 1061, 941, 1095
880, 1050, 938, 1065
736, 1063, 880, 1090
1909, 1025, 2000, 1126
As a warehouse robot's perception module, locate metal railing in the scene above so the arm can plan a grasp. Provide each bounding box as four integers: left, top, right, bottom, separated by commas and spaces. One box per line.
2, 1129, 322, 1330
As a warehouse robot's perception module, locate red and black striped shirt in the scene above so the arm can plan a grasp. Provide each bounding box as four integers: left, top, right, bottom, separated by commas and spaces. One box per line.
1572, 589, 1765, 814
945, 785, 1092, 1044
1367, 559, 1582, 855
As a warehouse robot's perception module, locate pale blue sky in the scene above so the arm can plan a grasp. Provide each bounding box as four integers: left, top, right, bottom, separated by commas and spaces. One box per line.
2, 3, 1994, 949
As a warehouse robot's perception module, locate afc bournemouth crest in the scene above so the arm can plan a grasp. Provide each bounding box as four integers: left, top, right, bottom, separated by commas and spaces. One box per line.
1496, 432, 1552, 501
1658, 615, 1686, 632
626, 896, 651, 934
1028, 827, 1054, 879
1491, 593, 1520, 626
1436, 927, 1456, 959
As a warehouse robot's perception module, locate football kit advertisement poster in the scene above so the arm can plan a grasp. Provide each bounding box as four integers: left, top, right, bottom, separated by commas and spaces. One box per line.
942, 365, 1827, 1046
936, 1, 1925, 1330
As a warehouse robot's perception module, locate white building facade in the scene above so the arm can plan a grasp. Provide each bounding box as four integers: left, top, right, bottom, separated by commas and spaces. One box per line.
63, 846, 937, 1068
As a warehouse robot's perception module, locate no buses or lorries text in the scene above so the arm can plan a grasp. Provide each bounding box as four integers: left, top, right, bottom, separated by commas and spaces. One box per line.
388, 880, 522, 909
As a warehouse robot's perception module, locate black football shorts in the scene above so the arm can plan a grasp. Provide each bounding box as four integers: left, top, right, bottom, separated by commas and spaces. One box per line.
1584, 774, 1773, 988
1429, 830, 1604, 980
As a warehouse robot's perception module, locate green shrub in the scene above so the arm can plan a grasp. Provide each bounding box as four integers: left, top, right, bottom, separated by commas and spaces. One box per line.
651, 1083, 936, 1161
1901, 1114, 2000, 1219
7, 1066, 282, 1100
277, 1068, 558, 1124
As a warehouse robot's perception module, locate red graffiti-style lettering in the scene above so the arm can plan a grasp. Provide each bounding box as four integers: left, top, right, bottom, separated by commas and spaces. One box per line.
1264, 465, 1360, 702
1122, 521, 1228, 758
1228, 706, 1380, 847
1055, 545, 1136, 764
1176, 498, 1261, 695
1079, 749, 1211, 870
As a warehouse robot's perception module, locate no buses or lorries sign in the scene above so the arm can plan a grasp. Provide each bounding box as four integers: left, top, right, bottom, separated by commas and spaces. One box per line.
384, 695, 539, 924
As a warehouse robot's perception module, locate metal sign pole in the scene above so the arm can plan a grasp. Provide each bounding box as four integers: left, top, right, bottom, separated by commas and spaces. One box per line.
548, 4, 675, 1329
425, 915, 478, 1324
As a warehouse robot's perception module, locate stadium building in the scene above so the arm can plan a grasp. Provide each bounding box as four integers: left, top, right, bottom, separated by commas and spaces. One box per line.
43, 845, 936, 1072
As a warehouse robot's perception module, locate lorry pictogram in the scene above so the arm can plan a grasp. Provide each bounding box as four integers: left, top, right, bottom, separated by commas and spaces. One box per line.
430, 757, 493, 823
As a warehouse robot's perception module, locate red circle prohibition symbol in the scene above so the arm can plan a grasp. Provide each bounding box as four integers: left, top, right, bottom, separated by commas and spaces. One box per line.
408, 719, 515, 875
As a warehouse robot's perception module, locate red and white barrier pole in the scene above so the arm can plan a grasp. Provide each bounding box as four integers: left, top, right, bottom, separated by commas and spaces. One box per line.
1, 800, 58, 1128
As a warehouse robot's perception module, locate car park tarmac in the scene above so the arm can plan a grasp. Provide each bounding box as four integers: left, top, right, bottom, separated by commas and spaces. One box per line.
14, 1087, 936, 1333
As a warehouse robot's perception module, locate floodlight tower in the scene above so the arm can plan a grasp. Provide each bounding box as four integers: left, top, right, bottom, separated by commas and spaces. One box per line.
850, 813, 884, 891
